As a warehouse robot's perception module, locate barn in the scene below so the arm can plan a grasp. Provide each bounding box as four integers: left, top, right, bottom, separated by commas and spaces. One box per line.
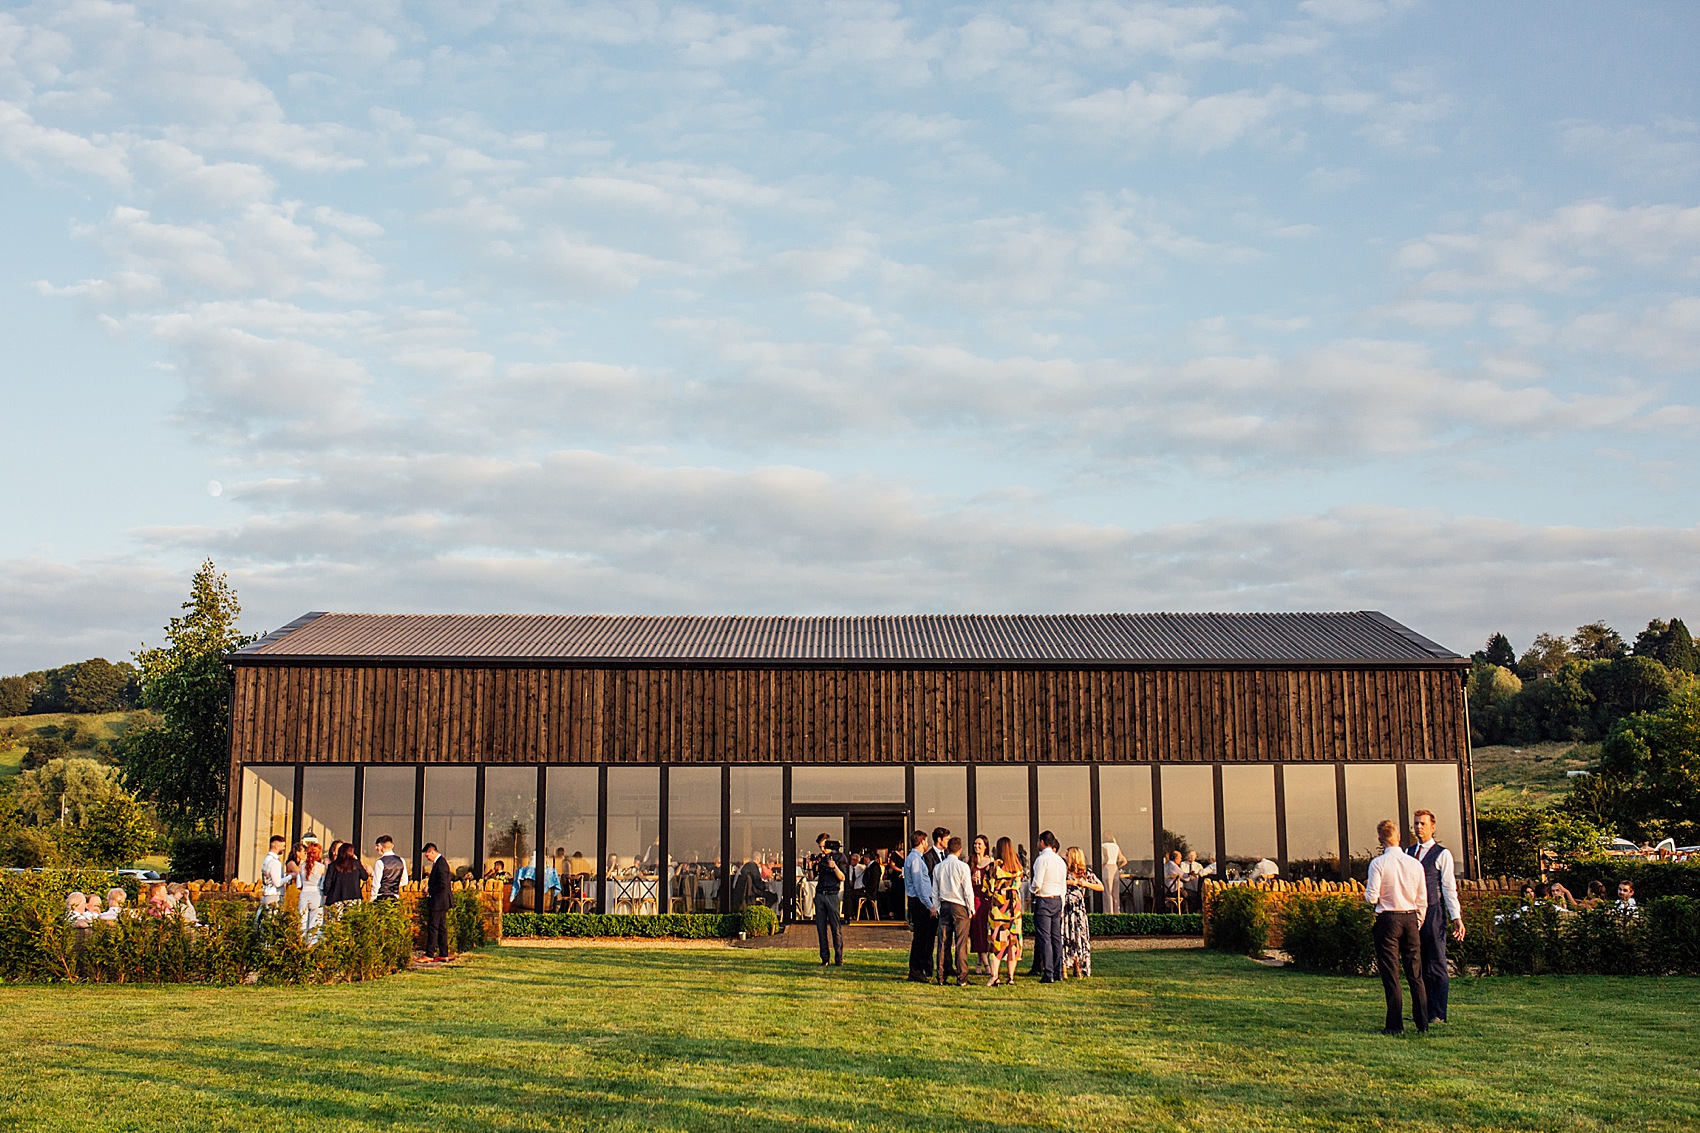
223, 611, 1475, 916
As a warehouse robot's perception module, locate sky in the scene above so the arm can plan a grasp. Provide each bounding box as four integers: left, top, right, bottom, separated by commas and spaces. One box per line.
1, 0, 1698, 673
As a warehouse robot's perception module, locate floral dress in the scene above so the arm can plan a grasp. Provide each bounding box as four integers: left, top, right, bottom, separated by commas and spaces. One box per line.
1062, 871, 1100, 977
986, 863, 1024, 960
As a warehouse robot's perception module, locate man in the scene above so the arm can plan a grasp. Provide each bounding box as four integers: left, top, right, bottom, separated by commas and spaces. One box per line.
1030, 831, 1067, 984
422, 842, 452, 962
903, 830, 937, 982
1407, 808, 1464, 1023
1364, 818, 1429, 1035
1615, 879, 1639, 913
369, 835, 409, 901
1248, 856, 1279, 882
931, 836, 975, 986
259, 835, 290, 911
814, 837, 848, 966
1182, 851, 1206, 914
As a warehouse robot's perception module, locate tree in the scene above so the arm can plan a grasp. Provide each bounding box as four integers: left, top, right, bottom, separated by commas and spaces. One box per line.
1472, 633, 1517, 670
12, 757, 126, 826
58, 658, 138, 713
1571, 621, 1627, 661
1634, 617, 1698, 674
118, 560, 250, 836
73, 792, 158, 868
1518, 633, 1572, 681
1476, 806, 1612, 878
0, 675, 29, 717
1582, 655, 1676, 733
1467, 660, 1522, 745
1566, 687, 1700, 845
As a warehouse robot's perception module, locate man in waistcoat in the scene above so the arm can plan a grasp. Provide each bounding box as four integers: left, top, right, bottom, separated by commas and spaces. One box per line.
369, 835, 409, 901
1407, 808, 1464, 1023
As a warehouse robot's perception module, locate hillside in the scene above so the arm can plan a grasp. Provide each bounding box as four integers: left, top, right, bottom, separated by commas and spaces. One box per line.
1470, 741, 1597, 810
0, 710, 146, 786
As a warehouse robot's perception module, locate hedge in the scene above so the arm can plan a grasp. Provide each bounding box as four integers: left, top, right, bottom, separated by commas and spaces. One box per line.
1555, 860, 1700, 902
1454, 895, 1700, 976
502, 911, 1202, 939
1019, 913, 1201, 937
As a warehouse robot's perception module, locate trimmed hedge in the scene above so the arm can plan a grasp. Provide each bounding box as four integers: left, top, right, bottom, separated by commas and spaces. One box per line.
413, 890, 488, 954
1455, 895, 1700, 976
1007, 913, 1201, 936
503, 913, 744, 938
1204, 887, 1272, 955
1279, 893, 1376, 974
1556, 860, 1700, 902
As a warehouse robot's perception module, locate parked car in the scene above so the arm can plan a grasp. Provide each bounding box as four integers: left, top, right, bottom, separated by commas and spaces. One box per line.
116, 868, 163, 881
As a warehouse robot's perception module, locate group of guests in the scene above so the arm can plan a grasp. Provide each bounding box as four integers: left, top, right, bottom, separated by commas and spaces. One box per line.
1511, 878, 1641, 914
258, 831, 454, 959
62, 882, 197, 926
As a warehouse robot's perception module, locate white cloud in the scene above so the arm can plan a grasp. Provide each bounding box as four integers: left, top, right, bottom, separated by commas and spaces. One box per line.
0, 100, 128, 182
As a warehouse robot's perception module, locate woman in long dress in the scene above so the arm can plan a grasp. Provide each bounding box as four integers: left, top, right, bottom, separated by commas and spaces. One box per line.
968, 834, 994, 975
1061, 845, 1104, 978
984, 836, 1024, 987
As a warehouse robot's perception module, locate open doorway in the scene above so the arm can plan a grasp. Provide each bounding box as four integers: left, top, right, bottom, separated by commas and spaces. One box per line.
846, 811, 906, 923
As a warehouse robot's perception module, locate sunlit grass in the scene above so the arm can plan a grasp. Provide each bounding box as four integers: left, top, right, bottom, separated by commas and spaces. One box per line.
1471, 741, 1596, 809
1, 945, 1695, 1131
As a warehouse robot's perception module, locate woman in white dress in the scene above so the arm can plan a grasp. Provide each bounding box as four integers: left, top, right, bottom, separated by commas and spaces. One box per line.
295, 838, 326, 944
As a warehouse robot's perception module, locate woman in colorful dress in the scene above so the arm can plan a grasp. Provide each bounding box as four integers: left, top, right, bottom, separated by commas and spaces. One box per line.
984, 835, 1025, 987
968, 834, 994, 975
1061, 845, 1104, 978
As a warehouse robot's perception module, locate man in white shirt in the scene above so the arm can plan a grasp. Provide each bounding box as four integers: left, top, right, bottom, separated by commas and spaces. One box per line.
369, 835, 409, 901
1030, 831, 1068, 984
1363, 819, 1429, 1035
1248, 857, 1279, 882
259, 835, 290, 909
1407, 808, 1465, 1024
930, 836, 976, 986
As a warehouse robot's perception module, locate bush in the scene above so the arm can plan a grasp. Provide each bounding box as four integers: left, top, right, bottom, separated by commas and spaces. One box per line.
450, 889, 487, 952
1643, 896, 1700, 975
168, 832, 226, 882
503, 913, 744, 939
1279, 893, 1375, 974
1206, 886, 1271, 954
741, 904, 778, 938
1019, 913, 1200, 936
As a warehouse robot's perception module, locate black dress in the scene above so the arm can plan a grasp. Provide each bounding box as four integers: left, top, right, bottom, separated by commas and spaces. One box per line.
323, 863, 368, 905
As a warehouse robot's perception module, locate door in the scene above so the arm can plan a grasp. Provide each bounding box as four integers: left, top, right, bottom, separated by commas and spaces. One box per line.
787, 804, 910, 923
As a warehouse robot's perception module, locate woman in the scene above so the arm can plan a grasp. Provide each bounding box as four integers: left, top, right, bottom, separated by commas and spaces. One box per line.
968, 834, 994, 975
984, 835, 1024, 987
296, 838, 326, 942
323, 841, 369, 905
1061, 846, 1104, 979
144, 881, 172, 916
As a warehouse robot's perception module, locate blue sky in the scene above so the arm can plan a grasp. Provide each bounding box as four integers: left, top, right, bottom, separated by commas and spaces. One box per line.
2, 0, 1697, 671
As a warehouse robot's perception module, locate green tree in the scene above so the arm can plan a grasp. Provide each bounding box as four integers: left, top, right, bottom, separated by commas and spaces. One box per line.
118, 560, 251, 837
57, 658, 138, 713
1582, 655, 1676, 733
1567, 688, 1700, 845
1467, 660, 1522, 745
0, 675, 29, 717
73, 792, 158, 868
13, 757, 126, 826
1634, 617, 1698, 674
1476, 805, 1612, 877
1472, 633, 1517, 670
1571, 621, 1628, 661
1518, 632, 1572, 681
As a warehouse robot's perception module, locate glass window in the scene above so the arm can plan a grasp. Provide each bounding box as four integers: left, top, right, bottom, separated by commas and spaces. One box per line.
669, 767, 722, 913
237, 765, 294, 884
422, 767, 477, 883
1098, 765, 1154, 913
361, 766, 417, 873
545, 767, 599, 912
605, 767, 660, 914
1158, 764, 1215, 867
729, 767, 783, 912
1037, 766, 1092, 866
1344, 764, 1400, 880
1283, 764, 1341, 880
975, 765, 1030, 867
914, 766, 967, 850
298, 767, 352, 853
1221, 765, 1277, 877
790, 765, 906, 803
1405, 763, 1466, 876
483, 767, 538, 909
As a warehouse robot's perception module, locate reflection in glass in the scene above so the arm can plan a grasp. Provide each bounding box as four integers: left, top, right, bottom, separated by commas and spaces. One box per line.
361, 766, 417, 871
1158, 765, 1216, 865
669, 767, 722, 913
545, 767, 599, 912
729, 767, 783, 912
421, 766, 477, 882
1283, 764, 1341, 880
298, 766, 352, 852
790, 765, 906, 803
975, 766, 1030, 866
1344, 764, 1399, 880
1037, 765, 1092, 864
605, 768, 660, 914
1220, 765, 1277, 877
914, 766, 967, 847
1097, 765, 1155, 913
237, 765, 293, 883
483, 767, 538, 909
1405, 763, 1466, 876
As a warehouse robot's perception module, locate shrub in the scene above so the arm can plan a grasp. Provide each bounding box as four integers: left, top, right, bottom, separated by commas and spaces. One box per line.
1556, 860, 1700, 902
1019, 913, 1200, 936
168, 832, 226, 882
1559, 904, 1644, 975
450, 889, 487, 952
1643, 896, 1700, 975
1280, 893, 1374, 974
503, 913, 744, 939
1206, 886, 1271, 955
741, 904, 778, 938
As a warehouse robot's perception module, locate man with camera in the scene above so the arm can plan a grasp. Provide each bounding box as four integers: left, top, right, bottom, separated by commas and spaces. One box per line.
814, 833, 849, 966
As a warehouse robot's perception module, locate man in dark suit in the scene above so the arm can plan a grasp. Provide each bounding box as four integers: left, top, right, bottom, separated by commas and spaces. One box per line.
422, 842, 452, 962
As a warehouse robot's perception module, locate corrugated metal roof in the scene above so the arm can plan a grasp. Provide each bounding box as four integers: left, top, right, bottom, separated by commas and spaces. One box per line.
232, 611, 1462, 665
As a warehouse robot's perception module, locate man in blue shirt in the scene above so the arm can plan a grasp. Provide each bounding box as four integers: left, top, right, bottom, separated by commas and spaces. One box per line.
903, 830, 936, 982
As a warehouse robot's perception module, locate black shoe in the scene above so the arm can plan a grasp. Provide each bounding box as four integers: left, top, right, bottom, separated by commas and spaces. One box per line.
834, 958, 843, 966
907, 974, 928, 983
1039, 976, 1055, 984
1417, 1027, 1429, 1035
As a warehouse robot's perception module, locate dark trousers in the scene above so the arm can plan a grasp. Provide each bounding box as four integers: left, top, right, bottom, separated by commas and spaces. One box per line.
814, 890, 844, 963
1033, 895, 1063, 981
426, 906, 449, 958
907, 897, 937, 977
1418, 906, 1450, 1020
1372, 910, 1429, 1032
937, 901, 971, 983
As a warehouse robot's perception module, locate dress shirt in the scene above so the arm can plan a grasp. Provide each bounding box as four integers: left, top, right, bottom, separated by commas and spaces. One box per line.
1364, 845, 1428, 919
1248, 858, 1278, 881
903, 848, 935, 909
260, 851, 289, 897
931, 854, 975, 913
371, 852, 410, 900
1408, 839, 1462, 921
1030, 847, 1067, 899
1163, 859, 1184, 890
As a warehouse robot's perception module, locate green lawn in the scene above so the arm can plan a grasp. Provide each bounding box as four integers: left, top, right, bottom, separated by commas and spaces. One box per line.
1470, 741, 1596, 809
0, 710, 144, 785
1, 945, 1695, 1132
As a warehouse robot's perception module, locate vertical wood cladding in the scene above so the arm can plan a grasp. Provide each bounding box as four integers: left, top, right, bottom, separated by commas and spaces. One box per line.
230, 664, 1467, 766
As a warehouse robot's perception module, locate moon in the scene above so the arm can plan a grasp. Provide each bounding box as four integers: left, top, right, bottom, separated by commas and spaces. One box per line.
207, 480, 223, 497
